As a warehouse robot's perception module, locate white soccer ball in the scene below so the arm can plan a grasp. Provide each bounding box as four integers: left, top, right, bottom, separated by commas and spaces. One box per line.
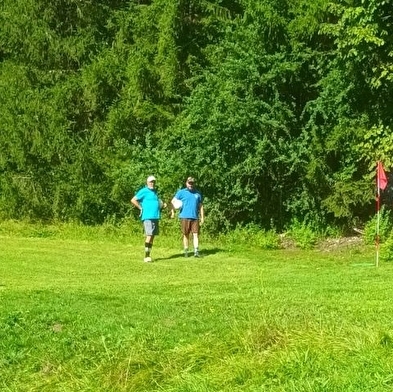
172, 198, 183, 210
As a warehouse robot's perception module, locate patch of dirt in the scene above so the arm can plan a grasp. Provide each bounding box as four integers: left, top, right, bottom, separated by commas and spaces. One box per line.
279, 234, 365, 250
279, 235, 297, 249
317, 236, 364, 251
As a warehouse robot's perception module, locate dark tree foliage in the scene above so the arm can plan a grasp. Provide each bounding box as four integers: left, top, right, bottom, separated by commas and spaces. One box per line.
1, 0, 392, 231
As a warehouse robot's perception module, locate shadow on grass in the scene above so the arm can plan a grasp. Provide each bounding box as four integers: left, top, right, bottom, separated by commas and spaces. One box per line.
155, 247, 223, 262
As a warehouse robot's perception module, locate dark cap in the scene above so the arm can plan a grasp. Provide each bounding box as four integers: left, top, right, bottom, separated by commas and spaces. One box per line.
186, 176, 196, 184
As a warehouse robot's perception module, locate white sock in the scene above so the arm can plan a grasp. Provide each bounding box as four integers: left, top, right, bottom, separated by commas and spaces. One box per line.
193, 234, 199, 252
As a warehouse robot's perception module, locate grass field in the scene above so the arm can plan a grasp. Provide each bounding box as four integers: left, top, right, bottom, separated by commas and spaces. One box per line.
1, 226, 393, 391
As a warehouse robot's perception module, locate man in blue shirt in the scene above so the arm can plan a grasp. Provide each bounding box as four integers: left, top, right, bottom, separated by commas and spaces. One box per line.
131, 175, 166, 262
171, 177, 204, 257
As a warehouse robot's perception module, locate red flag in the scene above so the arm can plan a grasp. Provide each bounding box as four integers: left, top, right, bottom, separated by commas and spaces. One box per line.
377, 161, 388, 190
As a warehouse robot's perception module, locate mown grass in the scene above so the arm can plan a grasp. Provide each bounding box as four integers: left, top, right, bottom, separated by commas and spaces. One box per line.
1, 222, 393, 391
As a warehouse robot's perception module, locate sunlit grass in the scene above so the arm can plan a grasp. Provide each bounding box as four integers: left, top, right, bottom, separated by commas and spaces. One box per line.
1, 224, 393, 391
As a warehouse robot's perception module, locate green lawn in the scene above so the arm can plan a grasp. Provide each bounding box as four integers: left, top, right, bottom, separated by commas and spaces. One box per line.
1, 233, 393, 391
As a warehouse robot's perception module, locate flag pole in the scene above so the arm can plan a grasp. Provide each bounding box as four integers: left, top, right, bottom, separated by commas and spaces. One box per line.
376, 161, 388, 267
376, 175, 381, 267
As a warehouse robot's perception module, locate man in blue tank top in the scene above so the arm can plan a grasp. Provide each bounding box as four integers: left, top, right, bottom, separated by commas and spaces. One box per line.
171, 177, 204, 257
131, 175, 166, 262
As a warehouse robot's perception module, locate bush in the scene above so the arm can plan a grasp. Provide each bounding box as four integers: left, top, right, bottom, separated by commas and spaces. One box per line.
287, 219, 318, 249
363, 206, 393, 245
381, 232, 393, 261
219, 224, 281, 251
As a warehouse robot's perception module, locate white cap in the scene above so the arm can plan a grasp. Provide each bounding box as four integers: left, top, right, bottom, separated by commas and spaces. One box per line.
146, 175, 156, 182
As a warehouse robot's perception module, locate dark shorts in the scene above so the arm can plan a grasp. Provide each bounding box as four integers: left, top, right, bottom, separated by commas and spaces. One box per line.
143, 219, 159, 236
181, 219, 199, 235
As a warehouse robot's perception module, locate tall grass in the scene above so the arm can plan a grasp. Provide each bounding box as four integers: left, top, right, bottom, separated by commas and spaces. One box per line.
0, 221, 392, 391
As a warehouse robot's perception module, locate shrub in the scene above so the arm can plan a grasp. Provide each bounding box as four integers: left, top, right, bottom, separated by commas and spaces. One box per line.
380, 230, 393, 261
363, 206, 393, 245
287, 219, 318, 250
219, 224, 281, 251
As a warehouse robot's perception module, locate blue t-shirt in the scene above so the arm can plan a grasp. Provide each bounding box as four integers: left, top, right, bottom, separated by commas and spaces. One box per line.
134, 187, 160, 221
175, 188, 203, 220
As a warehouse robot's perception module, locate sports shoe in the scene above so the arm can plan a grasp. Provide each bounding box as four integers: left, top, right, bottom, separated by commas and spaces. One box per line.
184, 252, 188, 258
194, 252, 200, 258
144, 256, 152, 263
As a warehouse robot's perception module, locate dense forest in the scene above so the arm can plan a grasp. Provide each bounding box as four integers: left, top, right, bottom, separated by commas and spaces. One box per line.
1, 0, 393, 232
